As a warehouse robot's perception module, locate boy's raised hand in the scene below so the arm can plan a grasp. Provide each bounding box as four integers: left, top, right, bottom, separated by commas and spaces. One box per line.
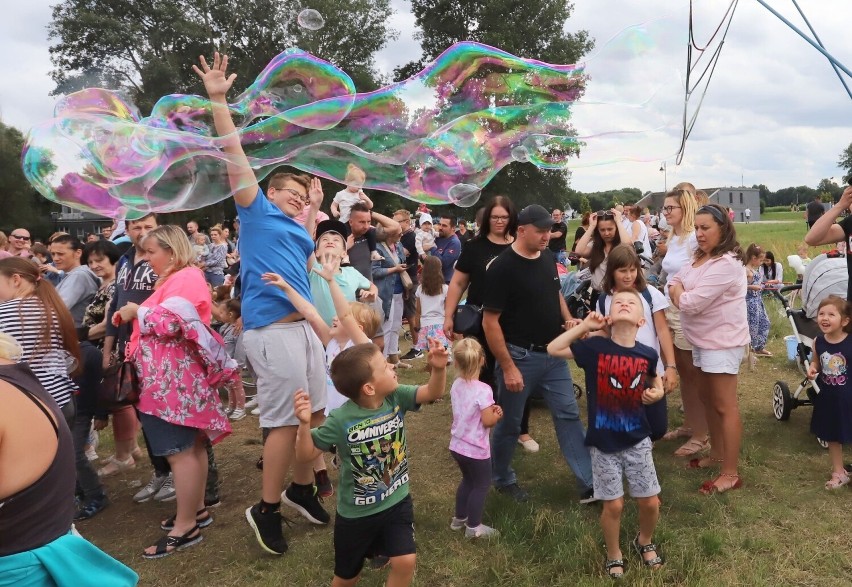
426, 337, 449, 369
294, 390, 313, 424
583, 311, 608, 332
313, 252, 341, 282
262, 271, 289, 289
308, 177, 324, 208
192, 52, 237, 98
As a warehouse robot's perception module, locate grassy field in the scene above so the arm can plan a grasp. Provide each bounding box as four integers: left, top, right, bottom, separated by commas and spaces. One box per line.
75, 215, 852, 586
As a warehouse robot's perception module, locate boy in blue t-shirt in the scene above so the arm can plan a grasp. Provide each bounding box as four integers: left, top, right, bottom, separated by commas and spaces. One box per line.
294, 338, 449, 587
548, 289, 665, 580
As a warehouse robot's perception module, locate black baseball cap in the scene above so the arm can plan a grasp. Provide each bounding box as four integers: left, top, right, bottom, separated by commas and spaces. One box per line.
517, 204, 553, 228
315, 219, 348, 246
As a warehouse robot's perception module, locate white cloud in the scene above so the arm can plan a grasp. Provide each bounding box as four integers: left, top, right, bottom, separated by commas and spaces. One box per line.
1, 0, 849, 195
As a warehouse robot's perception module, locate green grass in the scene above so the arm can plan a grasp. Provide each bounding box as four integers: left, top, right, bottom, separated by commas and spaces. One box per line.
81, 318, 852, 586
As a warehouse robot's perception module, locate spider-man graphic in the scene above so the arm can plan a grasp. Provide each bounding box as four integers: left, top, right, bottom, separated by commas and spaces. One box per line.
594, 354, 651, 433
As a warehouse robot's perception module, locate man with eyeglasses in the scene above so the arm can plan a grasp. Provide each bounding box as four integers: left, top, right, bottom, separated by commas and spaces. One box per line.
7, 229, 32, 258
196, 52, 335, 555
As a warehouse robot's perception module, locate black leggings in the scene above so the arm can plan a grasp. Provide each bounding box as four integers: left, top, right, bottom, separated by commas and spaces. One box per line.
451, 451, 492, 528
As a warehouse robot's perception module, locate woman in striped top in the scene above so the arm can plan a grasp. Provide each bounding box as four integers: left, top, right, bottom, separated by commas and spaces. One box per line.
0, 257, 81, 422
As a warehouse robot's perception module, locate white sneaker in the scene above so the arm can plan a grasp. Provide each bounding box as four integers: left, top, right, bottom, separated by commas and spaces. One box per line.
245, 397, 258, 409
518, 437, 540, 452
153, 473, 176, 502
251, 407, 261, 416
465, 524, 500, 539
450, 517, 467, 531
133, 472, 168, 503
230, 408, 246, 421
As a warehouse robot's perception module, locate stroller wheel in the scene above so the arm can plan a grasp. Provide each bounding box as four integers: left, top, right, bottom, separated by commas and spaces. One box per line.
772, 381, 793, 421
817, 437, 829, 449
573, 383, 583, 399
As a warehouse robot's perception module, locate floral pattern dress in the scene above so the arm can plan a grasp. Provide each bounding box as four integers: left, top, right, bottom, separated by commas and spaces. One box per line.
746, 269, 770, 352
82, 282, 115, 349
132, 268, 233, 443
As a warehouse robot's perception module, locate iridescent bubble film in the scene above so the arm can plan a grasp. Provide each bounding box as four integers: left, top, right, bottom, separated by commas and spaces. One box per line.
23, 25, 682, 217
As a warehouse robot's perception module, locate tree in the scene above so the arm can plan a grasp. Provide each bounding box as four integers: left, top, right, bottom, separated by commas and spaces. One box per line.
48, 0, 397, 113
839, 142, 852, 176
397, 0, 594, 208
0, 121, 61, 235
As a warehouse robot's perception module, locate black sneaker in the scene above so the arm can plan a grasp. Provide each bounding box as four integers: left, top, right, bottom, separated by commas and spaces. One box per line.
496, 483, 529, 502
204, 496, 221, 508
245, 504, 288, 555
281, 484, 330, 525
74, 495, 109, 521
579, 489, 599, 505
400, 348, 424, 360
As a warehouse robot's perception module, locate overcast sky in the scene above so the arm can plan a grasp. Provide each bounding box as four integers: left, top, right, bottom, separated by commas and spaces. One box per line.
1, 0, 850, 195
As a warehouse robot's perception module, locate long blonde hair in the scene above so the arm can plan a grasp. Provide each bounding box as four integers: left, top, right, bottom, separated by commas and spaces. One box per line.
142, 225, 194, 287
666, 187, 698, 243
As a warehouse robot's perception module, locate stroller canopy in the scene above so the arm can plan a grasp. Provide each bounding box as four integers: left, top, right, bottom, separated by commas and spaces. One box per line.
802, 253, 848, 318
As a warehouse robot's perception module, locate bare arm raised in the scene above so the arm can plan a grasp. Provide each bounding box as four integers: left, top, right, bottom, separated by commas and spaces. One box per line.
192, 53, 258, 208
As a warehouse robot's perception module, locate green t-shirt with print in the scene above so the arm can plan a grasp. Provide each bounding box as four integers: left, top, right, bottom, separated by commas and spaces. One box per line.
311, 384, 419, 519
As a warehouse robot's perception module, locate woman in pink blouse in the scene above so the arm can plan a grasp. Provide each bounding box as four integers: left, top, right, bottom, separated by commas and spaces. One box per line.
668, 204, 749, 495
114, 225, 235, 558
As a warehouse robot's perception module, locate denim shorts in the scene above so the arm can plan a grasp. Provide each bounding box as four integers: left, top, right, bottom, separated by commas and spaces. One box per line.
138, 412, 200, 457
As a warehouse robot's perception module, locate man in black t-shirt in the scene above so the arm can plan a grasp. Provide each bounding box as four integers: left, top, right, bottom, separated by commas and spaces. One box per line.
482, 204, 594, 503
806, 196, 826, 229
548, 208, 568, 265
805, 186, 852, 300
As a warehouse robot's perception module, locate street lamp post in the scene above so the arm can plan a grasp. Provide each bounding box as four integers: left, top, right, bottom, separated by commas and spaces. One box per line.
659, 162, 667, 192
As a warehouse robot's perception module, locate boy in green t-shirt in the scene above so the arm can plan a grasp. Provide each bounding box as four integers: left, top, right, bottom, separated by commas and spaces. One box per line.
294, 338, 449, 587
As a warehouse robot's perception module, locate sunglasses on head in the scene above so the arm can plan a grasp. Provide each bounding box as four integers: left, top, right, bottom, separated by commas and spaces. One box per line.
594, 210, 614, 219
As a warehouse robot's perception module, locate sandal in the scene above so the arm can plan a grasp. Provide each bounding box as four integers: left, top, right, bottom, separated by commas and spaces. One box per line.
673, 437, 710, 457
686, 457, 722, 469
97, 455, 135, 477
161, 508, 213, 531
699, 473, 743, 495
142, 525, 202, 559
661, 426, 692, 441
632, 534, 664, 569
824, 471, 850, 490
604, 558, 625, 579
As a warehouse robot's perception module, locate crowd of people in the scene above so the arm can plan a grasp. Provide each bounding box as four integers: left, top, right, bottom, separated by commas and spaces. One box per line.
2, 51, 852, 585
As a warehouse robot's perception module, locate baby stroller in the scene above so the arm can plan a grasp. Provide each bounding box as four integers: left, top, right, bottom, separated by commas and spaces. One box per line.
771, 253, 847, 445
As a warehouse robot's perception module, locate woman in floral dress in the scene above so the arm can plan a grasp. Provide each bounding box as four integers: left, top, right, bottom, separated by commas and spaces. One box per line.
113, 225, 235, 559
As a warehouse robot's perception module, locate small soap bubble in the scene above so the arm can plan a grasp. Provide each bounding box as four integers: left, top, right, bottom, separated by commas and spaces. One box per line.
511, 146, 530, 162
297, 9, 325, 31
448, 183, 482, 208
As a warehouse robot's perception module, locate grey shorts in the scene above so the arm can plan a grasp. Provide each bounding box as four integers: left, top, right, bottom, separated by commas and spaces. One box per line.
243, 321, 327, 428
590, 437, 660, 501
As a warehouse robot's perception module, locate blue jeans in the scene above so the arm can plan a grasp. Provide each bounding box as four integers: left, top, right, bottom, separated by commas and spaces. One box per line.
491, 344, 593, 492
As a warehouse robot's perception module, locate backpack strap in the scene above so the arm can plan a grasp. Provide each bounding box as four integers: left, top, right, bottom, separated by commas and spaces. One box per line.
598, 288, 654, 314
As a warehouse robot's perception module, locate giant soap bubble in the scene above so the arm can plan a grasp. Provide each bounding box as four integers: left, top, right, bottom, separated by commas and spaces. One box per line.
22, 22, 684, 218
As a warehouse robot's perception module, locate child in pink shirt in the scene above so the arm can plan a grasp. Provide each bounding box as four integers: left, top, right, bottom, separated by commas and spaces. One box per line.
449, 338, 503, 539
